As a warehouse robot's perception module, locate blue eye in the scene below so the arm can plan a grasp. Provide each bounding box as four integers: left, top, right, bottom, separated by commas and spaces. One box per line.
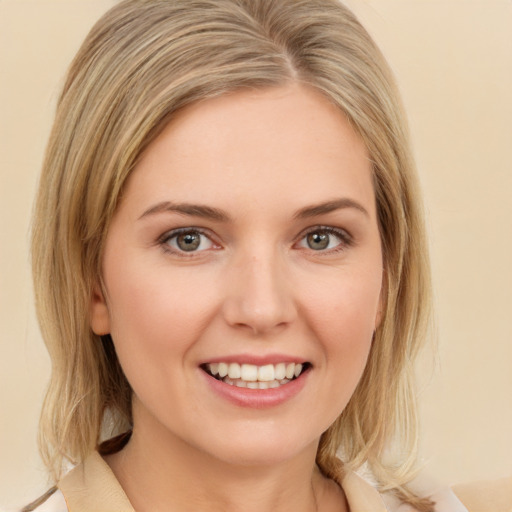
298, 227, 350, 251
163, 229, 215, 253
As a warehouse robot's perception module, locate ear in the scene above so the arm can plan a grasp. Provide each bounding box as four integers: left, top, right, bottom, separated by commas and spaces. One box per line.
90, 282, 111, 335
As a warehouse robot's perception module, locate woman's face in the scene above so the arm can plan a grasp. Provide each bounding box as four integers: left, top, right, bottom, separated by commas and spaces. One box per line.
91, 84, 383, 467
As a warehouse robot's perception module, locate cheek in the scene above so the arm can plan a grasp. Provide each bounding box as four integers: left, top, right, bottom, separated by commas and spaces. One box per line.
321, 299, 375, 379
302, 266, 382, 382
103, 260, 208, 371
305, 265, 382, 336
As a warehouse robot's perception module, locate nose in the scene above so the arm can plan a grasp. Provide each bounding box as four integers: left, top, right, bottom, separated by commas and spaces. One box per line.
221, 249, 297, 336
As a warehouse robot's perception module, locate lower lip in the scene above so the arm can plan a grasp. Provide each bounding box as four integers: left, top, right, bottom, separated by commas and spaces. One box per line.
201, 369, 309, 409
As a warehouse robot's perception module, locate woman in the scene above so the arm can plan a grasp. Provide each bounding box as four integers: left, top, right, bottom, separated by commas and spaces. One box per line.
24, 0, 485, 510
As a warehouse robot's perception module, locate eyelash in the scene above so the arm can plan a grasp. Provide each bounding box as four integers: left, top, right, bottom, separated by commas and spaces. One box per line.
297, 226, 353, 254
158, 227, 219, 257
158, 225, 353, 257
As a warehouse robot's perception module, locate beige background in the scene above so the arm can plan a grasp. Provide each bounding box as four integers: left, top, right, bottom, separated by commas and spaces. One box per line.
1, 0, 511, 508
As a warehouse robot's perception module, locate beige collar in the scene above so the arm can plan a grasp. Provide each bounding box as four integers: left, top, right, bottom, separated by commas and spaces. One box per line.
59, 451, 389, 512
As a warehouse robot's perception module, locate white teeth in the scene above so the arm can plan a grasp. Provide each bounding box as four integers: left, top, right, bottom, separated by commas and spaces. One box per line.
274, 363, 286, 380
228, 363, 241, 379
218, 362, 228, 378
241, 364, 258, 382
205, 361, 307, 388
258, 364, 275, 382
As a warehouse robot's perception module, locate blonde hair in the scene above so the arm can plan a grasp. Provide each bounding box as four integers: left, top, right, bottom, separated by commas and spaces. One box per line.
32, 0, 433, 509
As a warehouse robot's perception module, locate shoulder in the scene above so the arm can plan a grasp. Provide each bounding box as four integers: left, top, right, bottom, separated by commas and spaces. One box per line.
341, 470, 468, 511
452, 476, 512, 512
32, 490, 67, 512
18, 488, 68, 512
56, 451, 134, 511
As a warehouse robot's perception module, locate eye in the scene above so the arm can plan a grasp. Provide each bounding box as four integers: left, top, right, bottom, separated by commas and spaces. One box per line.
161, 228, 216, 254
297, 227, 351, 252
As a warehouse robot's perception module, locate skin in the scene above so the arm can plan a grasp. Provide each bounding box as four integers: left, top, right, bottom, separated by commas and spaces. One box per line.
90, 83, 383, 512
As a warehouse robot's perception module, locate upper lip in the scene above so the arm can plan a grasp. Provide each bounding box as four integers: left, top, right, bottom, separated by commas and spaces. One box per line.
200, 354, 310, 366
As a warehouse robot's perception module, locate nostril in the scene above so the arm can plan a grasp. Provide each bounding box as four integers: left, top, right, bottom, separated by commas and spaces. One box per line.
221, 273, 297, 335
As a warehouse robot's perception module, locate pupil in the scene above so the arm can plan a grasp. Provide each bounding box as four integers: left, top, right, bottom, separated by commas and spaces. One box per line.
307, 232, 329, 250
177, 232, 200, 251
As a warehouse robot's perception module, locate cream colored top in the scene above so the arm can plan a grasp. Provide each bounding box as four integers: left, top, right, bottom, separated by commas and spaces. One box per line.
31, 451, 511, 511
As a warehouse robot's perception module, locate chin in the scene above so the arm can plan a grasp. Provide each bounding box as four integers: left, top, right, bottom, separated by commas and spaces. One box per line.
191, 426, 320, 469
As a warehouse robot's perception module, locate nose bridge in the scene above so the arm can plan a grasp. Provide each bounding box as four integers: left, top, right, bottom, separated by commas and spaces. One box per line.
222, 243, 296, 334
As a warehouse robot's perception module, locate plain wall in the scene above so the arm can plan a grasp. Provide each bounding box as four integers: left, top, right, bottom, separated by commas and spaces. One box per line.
1, 0, 511, 507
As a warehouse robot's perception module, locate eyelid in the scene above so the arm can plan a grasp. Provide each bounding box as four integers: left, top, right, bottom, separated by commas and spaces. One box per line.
295, 225, 353, 252
156, 225, 353, 257
158, 227, 221, 256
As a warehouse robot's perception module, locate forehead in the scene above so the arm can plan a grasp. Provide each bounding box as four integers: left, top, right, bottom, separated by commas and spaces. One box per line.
121, 84, 375, 219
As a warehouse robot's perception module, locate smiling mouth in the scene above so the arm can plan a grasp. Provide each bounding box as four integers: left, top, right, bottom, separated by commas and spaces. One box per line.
202, 362, 310, 389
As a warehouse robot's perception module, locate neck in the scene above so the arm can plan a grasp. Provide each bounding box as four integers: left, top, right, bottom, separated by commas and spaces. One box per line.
105, 421, 347, 512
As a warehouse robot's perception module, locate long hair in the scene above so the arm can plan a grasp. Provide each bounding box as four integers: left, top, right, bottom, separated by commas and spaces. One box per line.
32, 0, 433, 509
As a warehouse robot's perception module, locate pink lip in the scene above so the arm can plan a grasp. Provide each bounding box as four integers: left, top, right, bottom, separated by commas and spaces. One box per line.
202, 353, 308, 365
200, 366, 310, 409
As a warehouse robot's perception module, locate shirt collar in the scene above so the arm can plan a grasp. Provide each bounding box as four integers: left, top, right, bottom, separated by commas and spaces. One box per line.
59, 451, 390, 512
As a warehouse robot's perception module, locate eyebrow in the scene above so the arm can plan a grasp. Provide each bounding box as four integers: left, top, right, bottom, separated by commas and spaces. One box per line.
138, 201, 230, 222
293, 198, 369, 219
138, 197, 369, 222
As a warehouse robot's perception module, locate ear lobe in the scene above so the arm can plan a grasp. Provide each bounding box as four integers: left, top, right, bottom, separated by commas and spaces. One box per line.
90, 282, 110, 335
